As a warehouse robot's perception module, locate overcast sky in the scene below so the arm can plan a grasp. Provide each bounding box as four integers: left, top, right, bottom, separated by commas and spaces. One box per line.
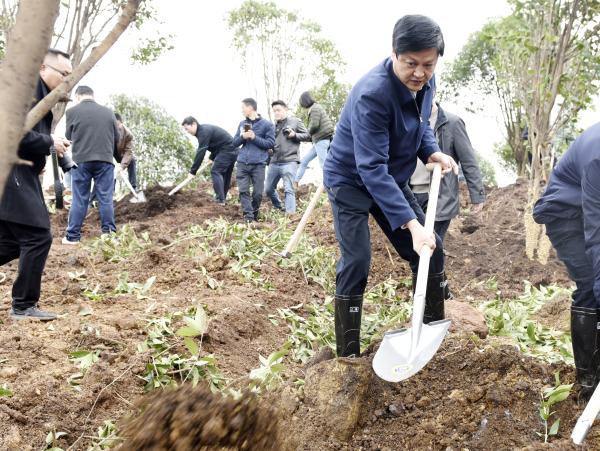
69, 0, 597, 186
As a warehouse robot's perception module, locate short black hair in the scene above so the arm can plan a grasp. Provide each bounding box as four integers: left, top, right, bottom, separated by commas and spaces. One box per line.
46, 48, 70, 60
181, 116, 198, 126
299, 91, 314, 109
115, 113, 122, 122
242, 98, 257, 111
75, 85, 94, 96
271, 100, 287, 108
392, 15, 444, 57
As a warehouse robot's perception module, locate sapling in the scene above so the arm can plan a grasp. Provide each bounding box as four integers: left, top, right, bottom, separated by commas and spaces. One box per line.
538, 372, 573, 442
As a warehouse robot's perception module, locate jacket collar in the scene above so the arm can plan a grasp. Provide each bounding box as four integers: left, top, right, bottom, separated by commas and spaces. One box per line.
433, 103, 448, 133
384, 57, 433, 106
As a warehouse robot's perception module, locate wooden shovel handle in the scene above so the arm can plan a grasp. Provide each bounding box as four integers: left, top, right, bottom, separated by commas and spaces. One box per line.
281, 184, 325, 258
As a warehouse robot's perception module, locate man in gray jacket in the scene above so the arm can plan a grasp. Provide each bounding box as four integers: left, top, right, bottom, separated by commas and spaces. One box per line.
410, 101, 485, 241
266, 100, 311, 213
63, 85, 119, 244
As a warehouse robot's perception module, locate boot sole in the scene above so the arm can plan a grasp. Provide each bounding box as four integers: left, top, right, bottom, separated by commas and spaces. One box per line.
9, 314, 56, 321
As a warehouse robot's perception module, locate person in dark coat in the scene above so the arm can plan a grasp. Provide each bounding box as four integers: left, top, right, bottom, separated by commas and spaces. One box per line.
533, 122, 600, 399
323, 15, 458, 357
0, 48, 72, 321
410, 102, 486, 241
114, 113, 138, 195
63, 85, 119, 243
182, 116, 238, 205
232, 98, 275, 222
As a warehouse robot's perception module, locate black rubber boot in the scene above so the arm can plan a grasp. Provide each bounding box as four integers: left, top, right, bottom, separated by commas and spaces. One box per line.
334, 294, 363, 357
412, 271, 450, 324
571, 305, 599, 399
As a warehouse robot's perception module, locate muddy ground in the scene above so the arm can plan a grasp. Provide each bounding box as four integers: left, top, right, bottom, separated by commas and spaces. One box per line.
0, 180, 593, 450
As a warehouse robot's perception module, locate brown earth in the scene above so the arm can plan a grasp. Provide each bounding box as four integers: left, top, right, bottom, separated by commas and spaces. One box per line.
0, 180, 591, 451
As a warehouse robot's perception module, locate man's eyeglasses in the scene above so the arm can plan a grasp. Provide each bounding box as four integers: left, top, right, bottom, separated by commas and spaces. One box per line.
45, 63, 71, 78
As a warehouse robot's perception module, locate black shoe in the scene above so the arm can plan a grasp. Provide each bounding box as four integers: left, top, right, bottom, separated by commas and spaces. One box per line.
10, 306, 57, 321
412, 271, 450, 324
571, 305, 600, 398
334, 294, 363, 357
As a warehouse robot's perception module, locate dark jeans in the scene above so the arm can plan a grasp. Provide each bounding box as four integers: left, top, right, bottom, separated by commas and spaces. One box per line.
413, 192, 451, 242
211, 152, 237, 203
91, 159, 138, 203
328, 183, 445, 296
545, 217, 596, 308
127, 158, 137, 191
66, 161, 116, 241
0, 220, 52, 309
236, 162, 266, 220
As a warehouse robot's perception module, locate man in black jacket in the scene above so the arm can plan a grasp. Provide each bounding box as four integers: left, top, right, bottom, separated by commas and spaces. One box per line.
0, 48, 72, 321
266, 100, 311, 214
63, 86, 119, 243
182, 116, 238, 205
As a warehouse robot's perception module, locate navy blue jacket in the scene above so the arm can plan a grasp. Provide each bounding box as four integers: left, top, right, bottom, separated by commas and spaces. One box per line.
534, 122, 600, 266
323, 58, 440, 231
232, 116, 275, 165
190, 124, 236, 175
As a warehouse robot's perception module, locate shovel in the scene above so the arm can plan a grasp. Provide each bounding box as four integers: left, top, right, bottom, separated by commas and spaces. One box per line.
571, 383, 600, 444
372, 163, 451, 382
168, 174, 195, 196
281, 184, 325, 258
50, 146, 64, 209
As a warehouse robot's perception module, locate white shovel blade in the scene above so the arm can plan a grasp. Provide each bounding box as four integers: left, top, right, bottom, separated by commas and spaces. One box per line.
372, 319, 451, 382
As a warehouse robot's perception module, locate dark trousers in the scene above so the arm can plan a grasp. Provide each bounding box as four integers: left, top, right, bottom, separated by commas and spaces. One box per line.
545, 217, 597, 308
211, 152, 237, 203
328, 183, 445, 296
236, 162, 266, 220
413, 192, 451, 242
127, 158, 137, 191
0, 220, 52, 309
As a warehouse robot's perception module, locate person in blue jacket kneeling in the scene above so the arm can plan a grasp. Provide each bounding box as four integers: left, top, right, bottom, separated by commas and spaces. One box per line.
323, 15, 458, 358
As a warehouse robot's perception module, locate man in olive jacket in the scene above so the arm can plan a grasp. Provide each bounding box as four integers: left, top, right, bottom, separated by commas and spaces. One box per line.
114, 113, 138, 193
266, 100, 311, 213
0, 48, 72, 321
410, 102, 485, 241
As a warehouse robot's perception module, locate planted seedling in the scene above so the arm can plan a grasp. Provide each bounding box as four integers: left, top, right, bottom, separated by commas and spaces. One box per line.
538, 372, 573, 442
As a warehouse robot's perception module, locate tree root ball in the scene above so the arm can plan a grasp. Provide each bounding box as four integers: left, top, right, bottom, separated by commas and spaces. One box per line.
117, 385, 280, 450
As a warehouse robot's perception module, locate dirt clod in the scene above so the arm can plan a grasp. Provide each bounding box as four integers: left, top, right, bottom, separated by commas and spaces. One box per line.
118, 384, 280, 451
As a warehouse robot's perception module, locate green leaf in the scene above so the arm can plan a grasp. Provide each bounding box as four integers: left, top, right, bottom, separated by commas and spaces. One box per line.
184, 337, 199, 356
549, 418, 560, 436
176, 326, 201, 337
0, 387, 13, 397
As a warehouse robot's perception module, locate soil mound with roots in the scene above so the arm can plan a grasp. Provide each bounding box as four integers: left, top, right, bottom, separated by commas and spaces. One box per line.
118, 385, 280, 451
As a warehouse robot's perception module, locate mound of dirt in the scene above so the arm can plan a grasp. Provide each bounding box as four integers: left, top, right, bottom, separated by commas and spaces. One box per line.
280, 336, 583, 450
118, 385, 280, 451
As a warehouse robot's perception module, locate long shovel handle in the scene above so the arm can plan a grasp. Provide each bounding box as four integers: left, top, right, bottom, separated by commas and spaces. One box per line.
118, 168, 138, 198
281, 184, 325, 258
411, 163, 443, 352
168, 174, 194, 196
572, 383, 600, 444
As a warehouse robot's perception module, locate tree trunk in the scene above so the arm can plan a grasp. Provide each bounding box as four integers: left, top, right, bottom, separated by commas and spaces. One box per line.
0, 0, 61, 200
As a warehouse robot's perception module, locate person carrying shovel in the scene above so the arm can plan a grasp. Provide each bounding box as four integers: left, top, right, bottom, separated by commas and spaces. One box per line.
323, 15, 458, 358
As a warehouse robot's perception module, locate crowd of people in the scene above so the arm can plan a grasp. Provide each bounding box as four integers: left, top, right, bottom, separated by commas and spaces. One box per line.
5, 12, 600, 405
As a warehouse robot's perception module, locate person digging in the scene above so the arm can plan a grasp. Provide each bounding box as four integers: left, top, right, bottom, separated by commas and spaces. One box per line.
323, 15, 458, 358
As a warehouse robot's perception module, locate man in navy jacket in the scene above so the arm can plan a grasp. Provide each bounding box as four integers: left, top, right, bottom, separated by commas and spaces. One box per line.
323, 15, 458, 357
533, 122, 600, 398
232, 98, 275, 222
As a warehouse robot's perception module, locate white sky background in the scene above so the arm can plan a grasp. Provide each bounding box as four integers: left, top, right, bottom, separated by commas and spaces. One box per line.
66, 0, 598, 187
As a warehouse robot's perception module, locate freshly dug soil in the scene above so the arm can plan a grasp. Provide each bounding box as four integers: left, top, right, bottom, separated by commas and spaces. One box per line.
0, 180, 587, 451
